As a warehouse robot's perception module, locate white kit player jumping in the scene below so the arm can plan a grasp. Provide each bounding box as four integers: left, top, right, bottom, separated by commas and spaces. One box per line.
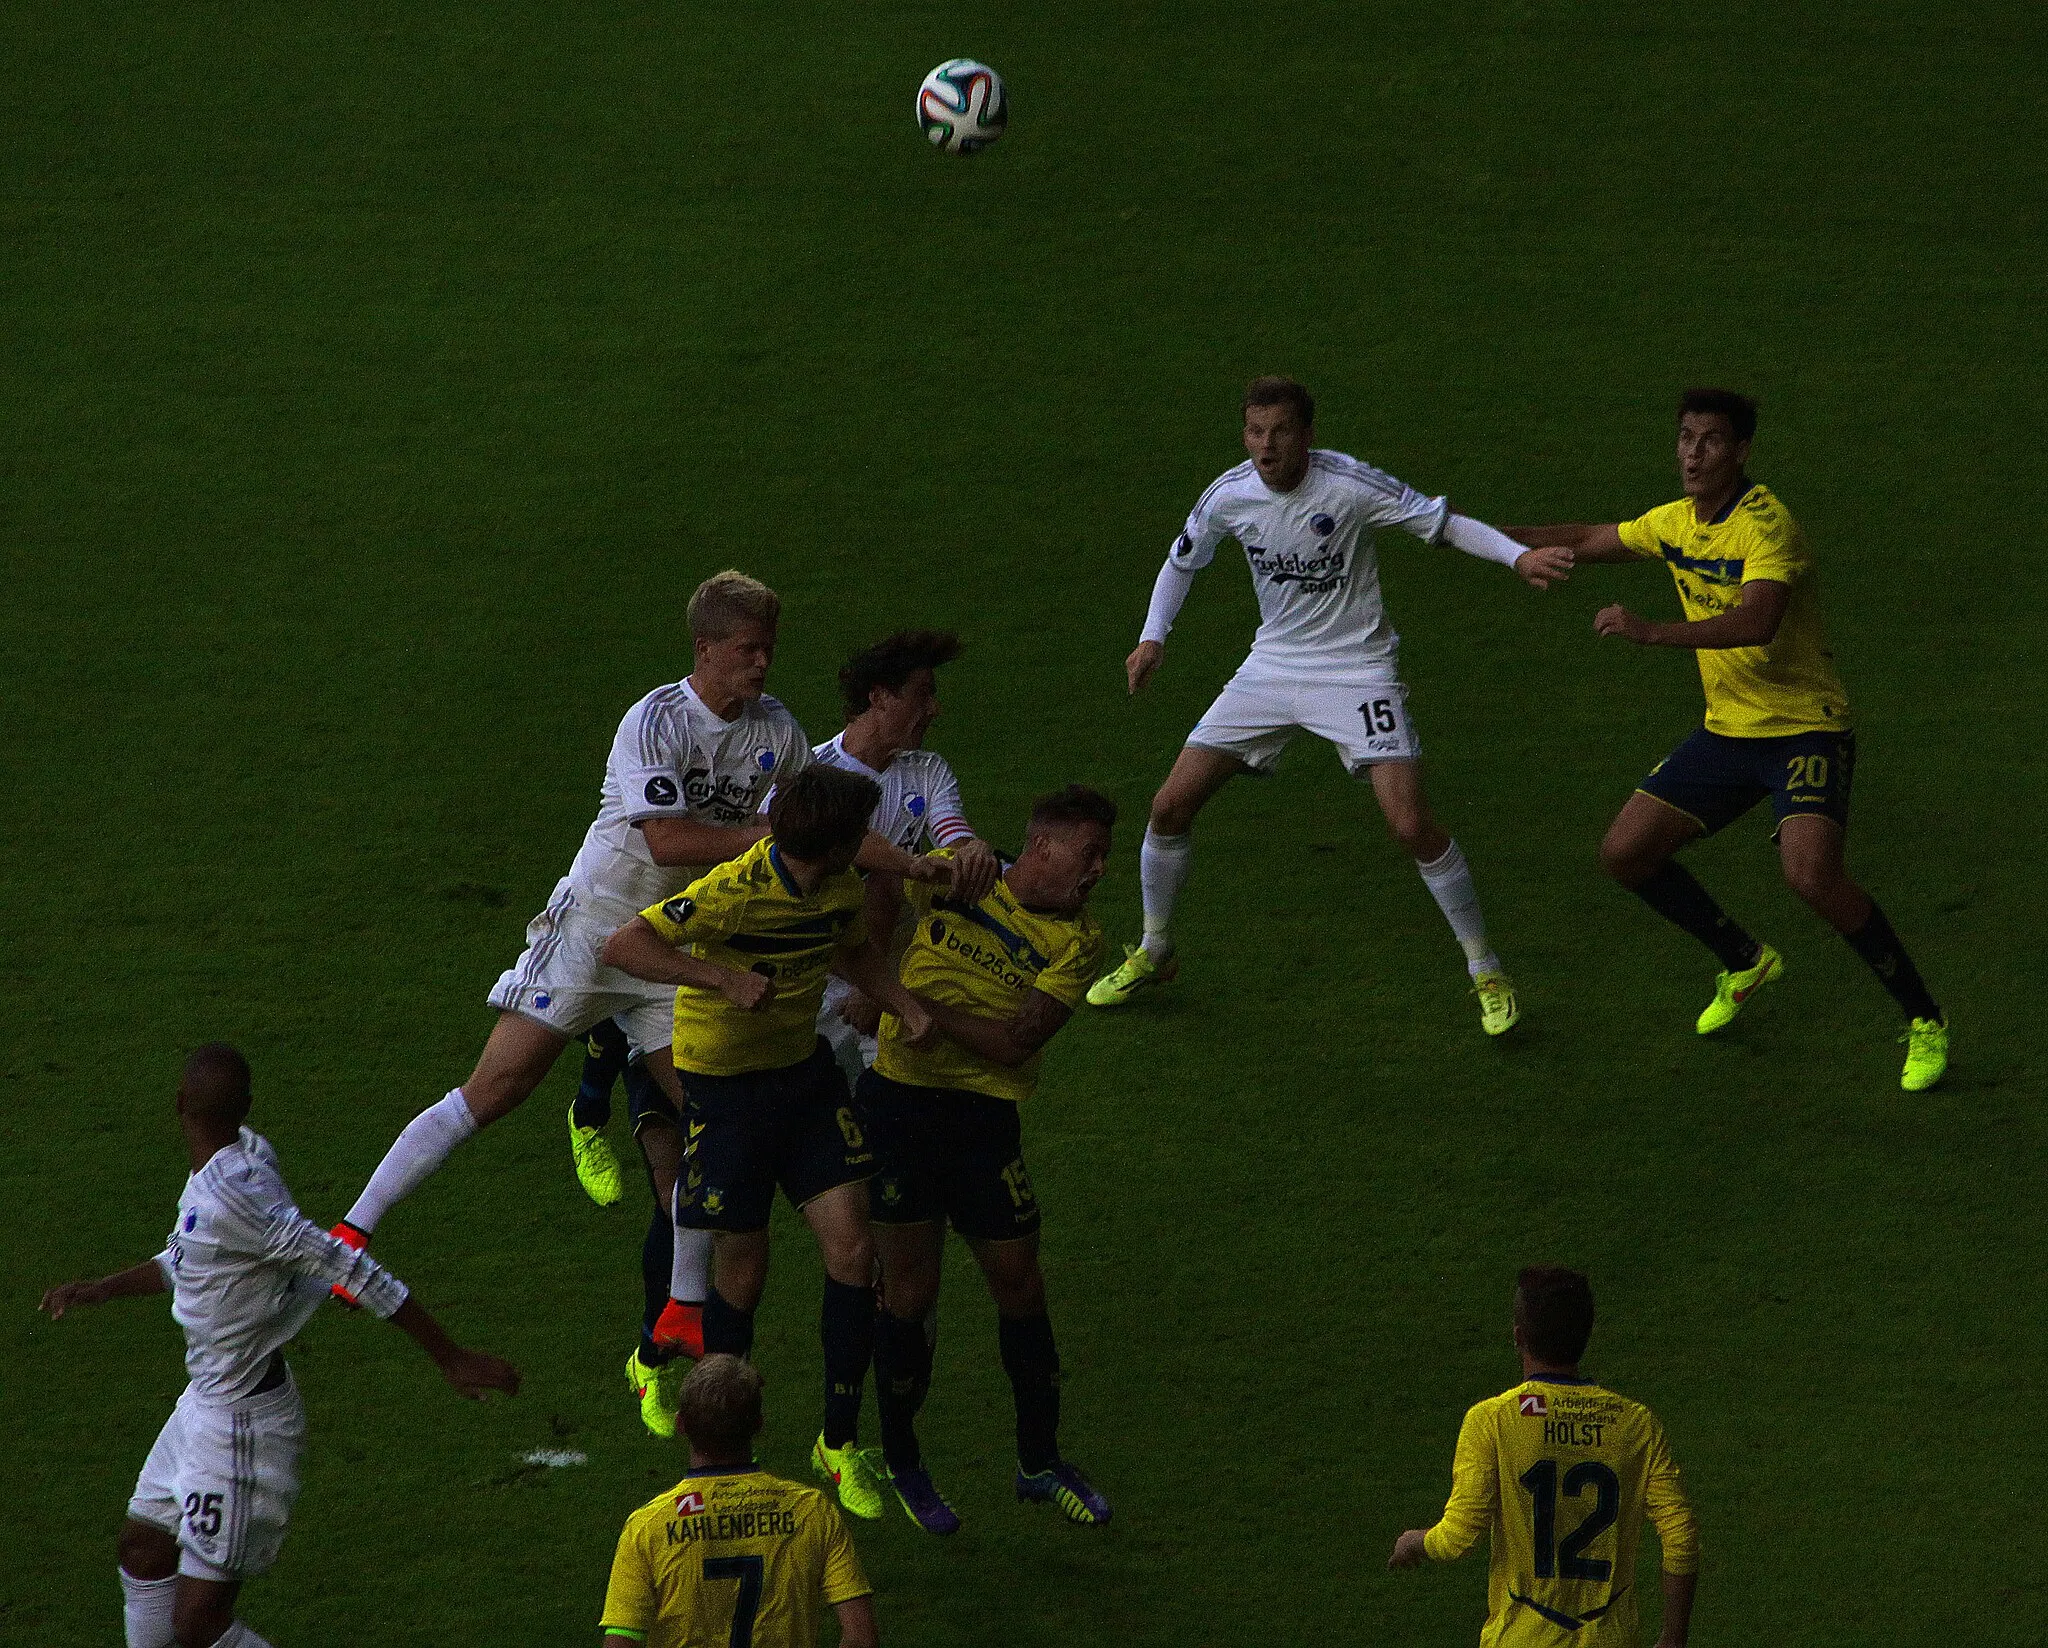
39, 1044, 518, 1648
642, 629, 998, 1409
324, 573, 943, 1328
1087, 377, 1573, 1034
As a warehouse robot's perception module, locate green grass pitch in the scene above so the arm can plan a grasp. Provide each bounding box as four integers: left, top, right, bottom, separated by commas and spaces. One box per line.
4, 3, 2043, 1642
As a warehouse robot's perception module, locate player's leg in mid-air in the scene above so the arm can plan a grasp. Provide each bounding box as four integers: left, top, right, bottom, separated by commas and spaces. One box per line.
567, 1019, 630, 1207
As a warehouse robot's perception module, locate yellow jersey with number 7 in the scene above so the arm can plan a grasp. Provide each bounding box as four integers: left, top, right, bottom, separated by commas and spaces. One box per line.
1424, 1375, 1699, 1648
1616, 482, 1850, 738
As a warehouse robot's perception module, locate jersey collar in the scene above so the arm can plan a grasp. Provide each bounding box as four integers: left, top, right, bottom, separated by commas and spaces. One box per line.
680, 1462, 765, 1479
766, 844, 803, 898
1700, 477, 1755, 526
1527, 1372, 1596, 1386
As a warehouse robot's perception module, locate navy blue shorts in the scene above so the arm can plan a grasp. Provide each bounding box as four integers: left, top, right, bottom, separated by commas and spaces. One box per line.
1638, 726, 1856, 837
677, 1039, 872, 1231
857, 1070, 1040, 1243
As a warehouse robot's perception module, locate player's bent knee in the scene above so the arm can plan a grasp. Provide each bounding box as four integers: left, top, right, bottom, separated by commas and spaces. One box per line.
118, 1520, 178, 1580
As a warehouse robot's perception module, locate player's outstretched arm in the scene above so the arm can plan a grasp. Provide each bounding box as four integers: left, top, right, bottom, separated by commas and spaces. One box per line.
386, 1296, 521, 1400
1440, 514, 1574, 590
39, 1260, 167, 1319
639, 815, 769, 868
1506, 521, 1634, 563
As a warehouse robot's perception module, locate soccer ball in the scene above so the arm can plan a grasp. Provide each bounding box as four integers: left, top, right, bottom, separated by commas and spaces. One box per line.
917, 59, 1007, 155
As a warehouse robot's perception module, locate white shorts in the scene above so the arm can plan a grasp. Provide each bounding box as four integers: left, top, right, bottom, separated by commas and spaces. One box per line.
128, 1375, 306, 1580
487, 879, 676, 1059
1187, 667, 1420, 775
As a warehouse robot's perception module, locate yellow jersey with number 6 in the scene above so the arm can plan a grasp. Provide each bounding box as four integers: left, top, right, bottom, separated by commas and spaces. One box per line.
600, 1465, 870, 1648
639, 838, 867, 1077
1424, 1375, 1699, 1648
1617, 482, 1850, 738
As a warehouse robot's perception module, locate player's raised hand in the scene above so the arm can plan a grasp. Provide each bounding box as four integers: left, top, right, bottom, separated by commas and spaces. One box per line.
1513, 545, 1573, 590
948, 839, 1001, 903
38, 1279, 108, 1319
1387, 1529, 1431, 1569
1125, 640, 1164, 696
435, 1345, 522, 1401
716, 968, 776, 1013
1594, 603, 1652, 644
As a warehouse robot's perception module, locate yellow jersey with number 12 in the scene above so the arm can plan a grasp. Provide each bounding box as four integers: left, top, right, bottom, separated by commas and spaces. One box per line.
873, 855, 1103, 1105
639, 838, 868, 1078
1617, 481, 1849, 738
1424, 1375, 1699, 1648
600, 1465, 870, 1648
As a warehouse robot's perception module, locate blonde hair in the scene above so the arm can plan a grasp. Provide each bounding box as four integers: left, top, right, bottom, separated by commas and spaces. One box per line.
678, 1354, 765, 1454
687, 570, 781, 642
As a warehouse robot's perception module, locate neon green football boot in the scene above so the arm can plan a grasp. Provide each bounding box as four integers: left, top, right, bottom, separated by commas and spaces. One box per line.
1085, 942, 1179, 1008
570, 1103, 624, 1207
1899, 1017, 1949, 1091
627, 1348, 683, 1440
1473, 971, 1519, 1036
1695, 943, 1784, 1035
812, 1434, 887, 1520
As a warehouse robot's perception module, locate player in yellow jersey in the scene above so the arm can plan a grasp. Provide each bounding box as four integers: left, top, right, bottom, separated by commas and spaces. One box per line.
1509, 390, 1948, 1089
602, 766, 935, 1522
602, 1355, 877, 1648
858, 786, 1116, 1533
1390, 1268, 1698, 1648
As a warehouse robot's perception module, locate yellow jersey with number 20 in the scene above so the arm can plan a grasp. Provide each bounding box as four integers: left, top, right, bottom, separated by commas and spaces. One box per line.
1617, 482, 1849, 738
601, 1465, 870, 1648
1424, 1375, 1699, 1648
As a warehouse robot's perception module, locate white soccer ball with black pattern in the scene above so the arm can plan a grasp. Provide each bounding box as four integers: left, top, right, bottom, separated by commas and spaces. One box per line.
917, 59, 1007, 155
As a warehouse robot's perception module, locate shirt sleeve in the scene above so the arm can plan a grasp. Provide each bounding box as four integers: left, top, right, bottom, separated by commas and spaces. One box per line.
641, 870, 742, 947
1336, 457, 1449, 541
1033, 925, 1104, 1009
922, 756, 973, 847
599, 1517, 658, 1636
1642, 1419, 1701, 1575
1423, 1402, 1499, 1562
210, 1165, 409, 1318
1736, 508, 1809, 587
620, 696, 700, 828
1615, 507, 1669, 560
818, 1504, 874, 1606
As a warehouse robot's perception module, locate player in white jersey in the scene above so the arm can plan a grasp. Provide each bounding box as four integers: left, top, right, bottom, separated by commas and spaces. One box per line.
645, 631, 999, 1384
327, 574, 945, 1348
1088, 378, 1573, 1034
39, 1045, 518, 1648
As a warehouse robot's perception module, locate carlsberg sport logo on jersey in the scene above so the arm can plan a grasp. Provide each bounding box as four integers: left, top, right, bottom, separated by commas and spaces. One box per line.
917, 59, 1007, 155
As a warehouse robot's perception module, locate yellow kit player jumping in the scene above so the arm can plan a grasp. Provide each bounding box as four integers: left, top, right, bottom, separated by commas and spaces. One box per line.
603, 765, 934, 1522
1510, 389, 1947, 1090
1390, 1268, 1699, 1648
602, 1356, 876, 1648
860, 785, 1117, 1534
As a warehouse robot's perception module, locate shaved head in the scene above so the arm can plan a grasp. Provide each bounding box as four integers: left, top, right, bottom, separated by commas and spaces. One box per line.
179, 1043, 252, 1126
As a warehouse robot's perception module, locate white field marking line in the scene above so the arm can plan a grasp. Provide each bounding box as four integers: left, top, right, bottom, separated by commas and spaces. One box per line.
519, 1449, 589, 1468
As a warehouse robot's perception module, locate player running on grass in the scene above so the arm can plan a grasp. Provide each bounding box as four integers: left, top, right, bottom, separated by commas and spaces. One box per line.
1507, 390, 1949, 1089
861, 786, 1116, 1533
1389, 1267, 1698, 1648
40, 1045, 518, 1648
602, 765, 935, 1523
1090, 376, 1572, 1034
637, 630, 1001, 1404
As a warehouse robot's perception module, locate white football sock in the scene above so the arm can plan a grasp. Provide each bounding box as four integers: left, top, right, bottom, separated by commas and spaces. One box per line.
1416, 840, 1502, 977
343, 1090, 479, 1234
211, 1622, 277, 1648
670, 1185, 712, 1305
120, 1569, 176, 1648
1139, 829, 1192, 961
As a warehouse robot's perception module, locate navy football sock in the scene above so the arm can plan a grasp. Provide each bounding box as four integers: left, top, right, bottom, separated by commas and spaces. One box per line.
820, 1279, 875, 1450
639, 1201, 674, 1362
873, 1309, 935, 1473
572, 1018, 631, 1130
1630, 862, 1760, 972
1843, 902, 1941, 1021
998, 1311, 1061, 1474
702, 1289, 755, 1358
